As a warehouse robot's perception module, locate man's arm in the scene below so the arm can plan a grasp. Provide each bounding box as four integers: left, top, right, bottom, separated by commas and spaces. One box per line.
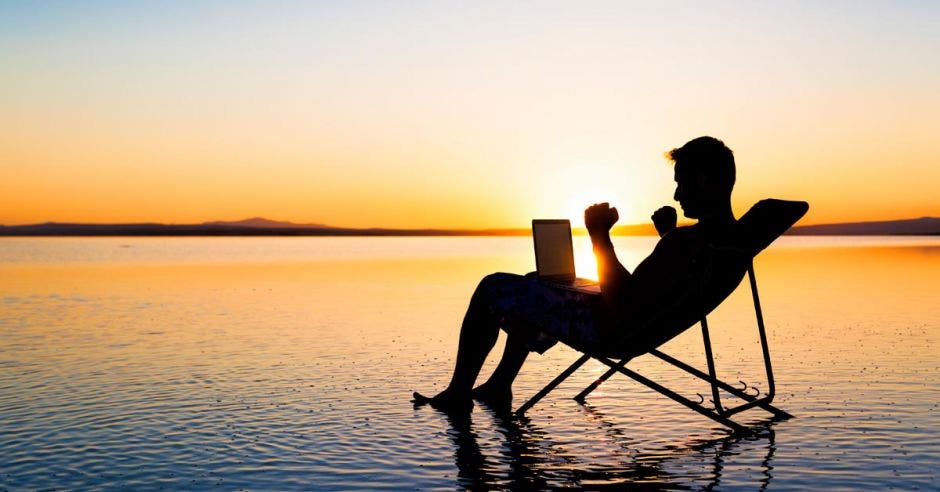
586, 203, 679, 308
584, 203, 631, 305
591, 229, 630, 295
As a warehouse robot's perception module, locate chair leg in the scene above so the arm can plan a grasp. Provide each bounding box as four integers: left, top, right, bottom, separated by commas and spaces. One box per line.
515, 354, 591, 415
649, 349, 793, 419
573, 358, 627, 402
748, 265, 778, 402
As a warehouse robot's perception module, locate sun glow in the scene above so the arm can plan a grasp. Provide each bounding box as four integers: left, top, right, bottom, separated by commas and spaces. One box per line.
565, 190, 623, 281
573, 236, 600, 281
565, 189, 621, 229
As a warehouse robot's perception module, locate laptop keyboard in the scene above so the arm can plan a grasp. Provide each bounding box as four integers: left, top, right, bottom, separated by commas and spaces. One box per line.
568, 278, 598, 288
545, 277, 601, 293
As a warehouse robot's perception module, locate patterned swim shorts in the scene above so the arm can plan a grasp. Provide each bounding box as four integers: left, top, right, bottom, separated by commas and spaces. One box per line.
476, 272, 606, 354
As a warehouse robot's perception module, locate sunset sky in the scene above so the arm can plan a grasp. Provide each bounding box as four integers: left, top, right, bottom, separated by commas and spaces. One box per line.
2, 1, 938, 228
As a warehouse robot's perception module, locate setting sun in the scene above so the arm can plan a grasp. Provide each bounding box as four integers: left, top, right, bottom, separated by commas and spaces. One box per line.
565, 190, 621, 228
573, 236, 600, 281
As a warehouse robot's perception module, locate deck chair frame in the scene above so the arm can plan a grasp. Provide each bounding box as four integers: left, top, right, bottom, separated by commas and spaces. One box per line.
514, 261, 794, 434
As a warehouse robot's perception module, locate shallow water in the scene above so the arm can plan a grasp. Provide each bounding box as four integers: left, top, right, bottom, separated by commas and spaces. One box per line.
0, 236, 937, 490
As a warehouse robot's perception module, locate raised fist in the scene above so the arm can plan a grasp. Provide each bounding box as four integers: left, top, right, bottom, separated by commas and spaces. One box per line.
584, 202, 619, 236
652, 206, 677, 237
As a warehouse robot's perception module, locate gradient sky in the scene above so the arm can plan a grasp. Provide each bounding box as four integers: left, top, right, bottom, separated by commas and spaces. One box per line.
2, 1, 938, 228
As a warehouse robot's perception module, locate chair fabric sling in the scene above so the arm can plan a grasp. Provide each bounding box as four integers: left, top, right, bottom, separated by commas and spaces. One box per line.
514, 199, 809, 435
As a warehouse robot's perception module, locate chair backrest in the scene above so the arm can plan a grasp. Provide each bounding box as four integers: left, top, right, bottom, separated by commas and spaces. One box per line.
615, 199, 808, 358
715, 199, 810, 255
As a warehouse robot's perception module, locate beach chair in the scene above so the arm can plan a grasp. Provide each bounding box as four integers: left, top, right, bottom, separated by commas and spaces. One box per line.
515, 199, 809, 435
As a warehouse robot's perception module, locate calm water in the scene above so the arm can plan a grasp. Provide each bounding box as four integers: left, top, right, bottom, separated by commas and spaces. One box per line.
1, 236, 938, 490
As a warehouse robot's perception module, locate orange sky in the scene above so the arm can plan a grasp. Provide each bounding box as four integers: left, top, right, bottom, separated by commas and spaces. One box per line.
1, 3, 938, 228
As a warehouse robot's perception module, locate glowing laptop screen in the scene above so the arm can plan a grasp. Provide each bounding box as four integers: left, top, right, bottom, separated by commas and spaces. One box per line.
533, 220, 575, 280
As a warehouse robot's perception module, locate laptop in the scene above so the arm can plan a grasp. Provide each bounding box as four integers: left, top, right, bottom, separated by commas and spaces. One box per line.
532, 219, 601, 294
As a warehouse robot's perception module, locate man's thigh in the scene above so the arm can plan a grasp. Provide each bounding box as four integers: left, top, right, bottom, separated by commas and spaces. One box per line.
482, 272, 603, 353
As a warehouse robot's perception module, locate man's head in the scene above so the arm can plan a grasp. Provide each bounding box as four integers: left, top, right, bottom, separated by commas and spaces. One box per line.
667, 136, 735, 220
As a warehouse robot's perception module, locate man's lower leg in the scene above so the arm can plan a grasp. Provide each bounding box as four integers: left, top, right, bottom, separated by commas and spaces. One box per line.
473, 334, 529, 404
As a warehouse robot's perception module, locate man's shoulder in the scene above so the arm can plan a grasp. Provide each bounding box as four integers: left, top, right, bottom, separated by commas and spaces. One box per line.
663, 224, 703, 243
672, 223, 701, 235
647, 224, 700, 259
665, 221, 742, 255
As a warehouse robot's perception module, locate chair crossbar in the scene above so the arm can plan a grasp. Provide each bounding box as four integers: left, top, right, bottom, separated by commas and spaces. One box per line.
648, 349, 792, 419
515, 354, 591, 415
571, 348, 792, 420
593, 356, 750, 434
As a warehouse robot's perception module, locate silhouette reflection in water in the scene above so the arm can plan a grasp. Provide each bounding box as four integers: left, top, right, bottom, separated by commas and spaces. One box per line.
439, 404, 781, 490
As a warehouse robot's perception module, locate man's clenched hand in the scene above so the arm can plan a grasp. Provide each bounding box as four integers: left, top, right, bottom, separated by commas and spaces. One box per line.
652, 206, 677, 237
585, 202, 619, 237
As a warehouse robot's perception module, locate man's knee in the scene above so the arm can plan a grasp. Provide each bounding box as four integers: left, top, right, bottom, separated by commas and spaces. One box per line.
479, 272, 521, 289
473, 272, 525, 303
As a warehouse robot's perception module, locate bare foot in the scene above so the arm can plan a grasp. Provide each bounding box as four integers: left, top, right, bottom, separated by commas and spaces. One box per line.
412, 388, 472, 413
471, 382, 512, 407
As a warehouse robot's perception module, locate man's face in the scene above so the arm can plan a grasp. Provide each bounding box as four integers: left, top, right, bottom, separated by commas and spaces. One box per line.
673, 163, 707, 219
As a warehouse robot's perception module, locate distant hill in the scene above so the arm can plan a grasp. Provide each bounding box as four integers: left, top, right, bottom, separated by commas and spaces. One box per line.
0, 217, 936, 236
788, 217, 939, 236
0, 220, 522, 236
202, 217, 327, 229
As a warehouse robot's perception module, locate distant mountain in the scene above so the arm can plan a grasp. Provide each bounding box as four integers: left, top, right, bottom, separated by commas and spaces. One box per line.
0, 220, 521, 236
202, 217, 327, 229
788, 217, 939, 235
0, 217, 936, 236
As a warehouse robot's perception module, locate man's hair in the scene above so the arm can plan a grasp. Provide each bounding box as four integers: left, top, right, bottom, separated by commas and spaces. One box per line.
667, 136, 736, 194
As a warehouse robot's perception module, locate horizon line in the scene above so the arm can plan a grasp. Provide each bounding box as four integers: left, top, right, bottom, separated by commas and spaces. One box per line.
1, 214, 938, 229
1, 215, 938, 237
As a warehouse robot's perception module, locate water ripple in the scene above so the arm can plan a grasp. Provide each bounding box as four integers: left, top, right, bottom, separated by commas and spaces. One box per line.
1, 238, 938, 490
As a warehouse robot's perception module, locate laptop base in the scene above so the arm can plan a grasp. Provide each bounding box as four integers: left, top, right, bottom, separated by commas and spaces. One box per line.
541, 278, 601, 295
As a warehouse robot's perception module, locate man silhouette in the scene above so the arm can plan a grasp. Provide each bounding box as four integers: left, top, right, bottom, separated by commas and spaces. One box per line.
414, 136, 738, 411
